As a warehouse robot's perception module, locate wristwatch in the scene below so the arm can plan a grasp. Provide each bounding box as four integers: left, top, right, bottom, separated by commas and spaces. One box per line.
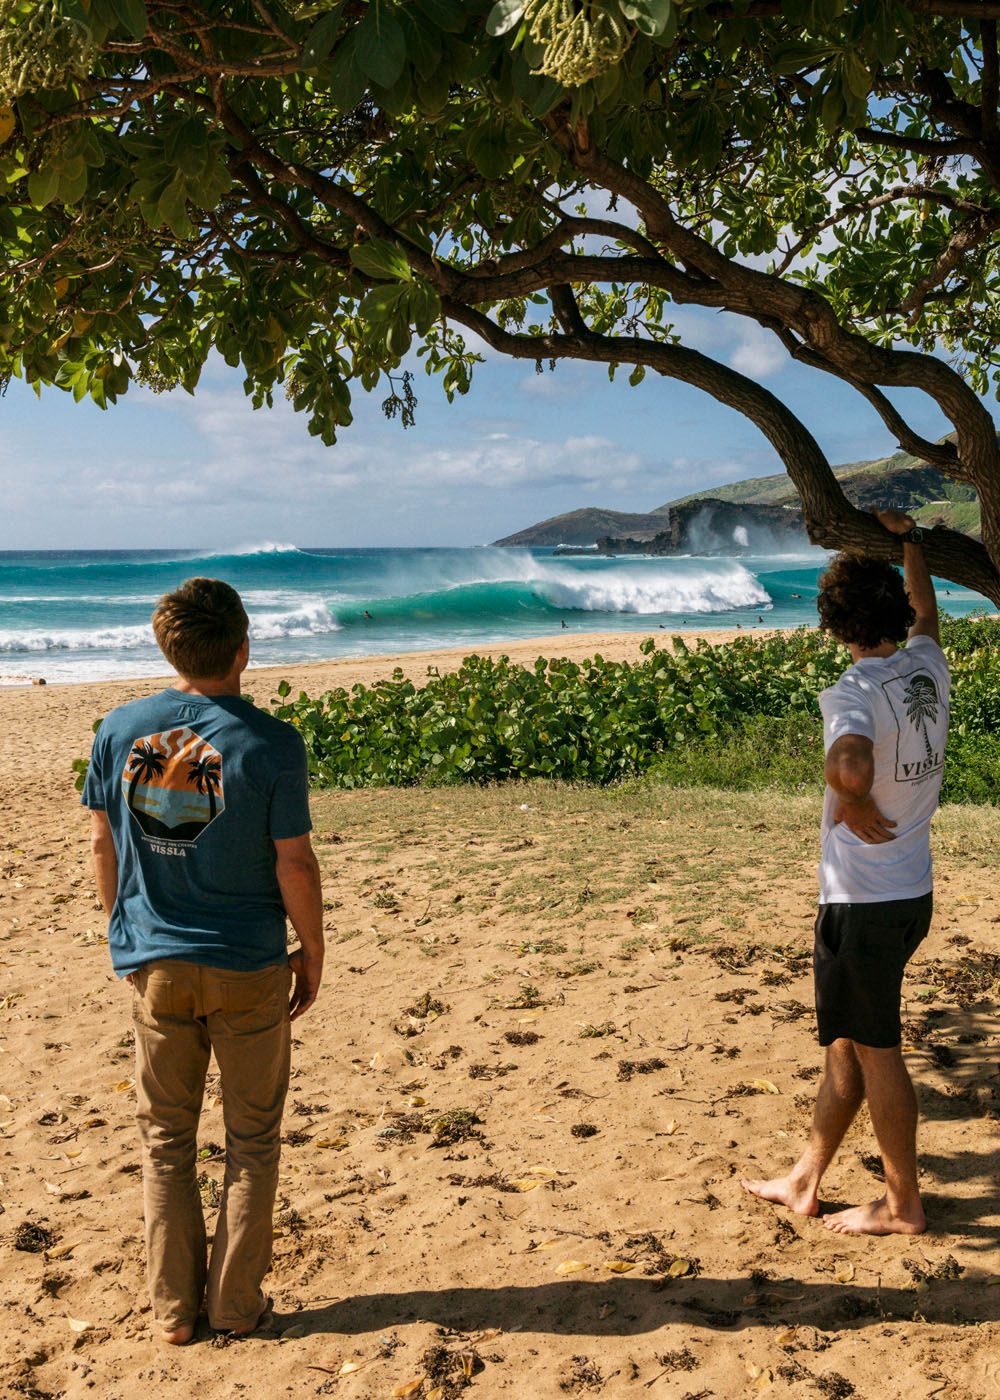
899, 525, 925, 544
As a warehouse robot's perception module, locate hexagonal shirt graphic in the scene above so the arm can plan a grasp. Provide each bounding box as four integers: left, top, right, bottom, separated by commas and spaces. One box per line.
121, 727, 225, 843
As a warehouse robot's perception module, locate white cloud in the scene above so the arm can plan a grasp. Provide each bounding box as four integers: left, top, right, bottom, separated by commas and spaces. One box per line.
729, 325, 785, 379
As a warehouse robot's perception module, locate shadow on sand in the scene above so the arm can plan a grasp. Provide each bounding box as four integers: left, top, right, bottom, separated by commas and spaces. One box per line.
262, 1266, 1000, 1342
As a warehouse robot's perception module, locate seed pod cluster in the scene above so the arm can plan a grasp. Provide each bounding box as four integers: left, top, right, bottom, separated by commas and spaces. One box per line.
525, 0, 631, 87
0, 0, 95, 101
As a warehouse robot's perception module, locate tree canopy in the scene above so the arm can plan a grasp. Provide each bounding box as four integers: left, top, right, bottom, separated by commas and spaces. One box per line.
2, 0, 1000, 598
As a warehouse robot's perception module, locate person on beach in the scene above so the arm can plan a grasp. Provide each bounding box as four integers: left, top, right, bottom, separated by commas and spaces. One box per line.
82, 578, 324, 1342
743, 510, 949, 1236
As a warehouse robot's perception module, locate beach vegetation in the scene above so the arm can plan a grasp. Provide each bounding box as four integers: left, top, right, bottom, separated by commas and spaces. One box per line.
3, 6, 1000, 598
264, 616, 1000, 803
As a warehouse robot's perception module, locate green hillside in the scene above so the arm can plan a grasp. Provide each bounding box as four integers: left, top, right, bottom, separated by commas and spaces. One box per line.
494, 440, 981, 547
659, 447, 980, 534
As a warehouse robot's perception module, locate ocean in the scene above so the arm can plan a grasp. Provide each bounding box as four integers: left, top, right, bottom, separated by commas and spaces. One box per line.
0, 545, 989, 685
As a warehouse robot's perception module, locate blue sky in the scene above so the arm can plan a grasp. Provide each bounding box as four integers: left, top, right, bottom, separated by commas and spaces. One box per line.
0, 305, 973, 550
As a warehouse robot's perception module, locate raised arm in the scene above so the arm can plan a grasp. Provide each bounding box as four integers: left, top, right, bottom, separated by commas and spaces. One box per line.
826, 734, 896, 844
874, 509, 940, 645
274, 833, 325, 1020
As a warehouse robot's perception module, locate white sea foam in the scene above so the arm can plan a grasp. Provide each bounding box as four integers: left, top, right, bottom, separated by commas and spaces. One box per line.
362, 548, 771, 615
529, 561, 771, 614
0, 623, 156, 653
0, 599, 340, 654
223, 541, 303, 556
250, 600, 341, 639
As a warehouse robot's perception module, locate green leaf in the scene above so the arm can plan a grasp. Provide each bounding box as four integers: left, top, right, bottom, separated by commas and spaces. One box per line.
355, 6, 407, 89
771, 42, 835, 75
301, 4, 347, 68
58, 165, 89, 205
350, 238, 412, 281
111, 0, 147, 38
413, 0, 467, 32
618, 0, 672, 39
327, 29, 368, 110
360, 282, 408, 319
486, 0, 525, 37
842, 52, 871, 101
408, 281, 440, 335
468, 126, 509, 178
28, 165, 59, 209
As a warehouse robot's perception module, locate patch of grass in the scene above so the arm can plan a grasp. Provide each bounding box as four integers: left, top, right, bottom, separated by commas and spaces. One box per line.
650, 712, 822, 794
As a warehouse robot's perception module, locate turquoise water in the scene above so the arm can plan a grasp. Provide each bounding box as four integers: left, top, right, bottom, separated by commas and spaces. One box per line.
0, 544, 988, 684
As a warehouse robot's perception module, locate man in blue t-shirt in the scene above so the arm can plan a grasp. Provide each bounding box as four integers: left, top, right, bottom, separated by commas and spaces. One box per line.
82, 577, 324, 1344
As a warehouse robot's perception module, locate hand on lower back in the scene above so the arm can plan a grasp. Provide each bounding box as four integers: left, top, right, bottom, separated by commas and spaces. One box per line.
834, 796, 897, 844
288, 946, 324, 1020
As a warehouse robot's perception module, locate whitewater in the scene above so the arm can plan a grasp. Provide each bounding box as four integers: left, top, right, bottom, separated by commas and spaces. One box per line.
0, 545, 987, 684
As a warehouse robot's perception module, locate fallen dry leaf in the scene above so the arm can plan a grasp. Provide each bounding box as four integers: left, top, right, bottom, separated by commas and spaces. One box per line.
556, 1259, 588, 1275
281, 1323, 306, 1339
667, 1258, 692, 1278
663, 1119, 679, 1136
314, 1138, 349, 1150
67, 1317, 90, 1333
113, 1079, 134, 1093
749, 1079, 781, 1095
392, 1379, 425, 1398
47, 1240, 84, 1259
604, 1260, 635, 1274
339, 1360, 364, 1375
511, 1178, 542, 1192
776, 1328, 796, 1346
834, 1261, 855, 1283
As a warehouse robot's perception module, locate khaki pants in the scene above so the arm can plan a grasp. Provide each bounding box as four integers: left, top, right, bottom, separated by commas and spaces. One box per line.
131, 959, 292, 1331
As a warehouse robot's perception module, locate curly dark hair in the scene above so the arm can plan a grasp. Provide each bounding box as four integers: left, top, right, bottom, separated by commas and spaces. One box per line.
816, 553, 915, 649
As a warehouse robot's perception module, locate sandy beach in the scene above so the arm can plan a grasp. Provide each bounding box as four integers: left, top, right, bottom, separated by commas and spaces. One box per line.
1, 629, 997, 1399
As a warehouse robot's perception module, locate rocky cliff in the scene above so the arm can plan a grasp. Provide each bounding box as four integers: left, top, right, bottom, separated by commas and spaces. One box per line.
494, 443, 980, 548
565, 499, 807, 556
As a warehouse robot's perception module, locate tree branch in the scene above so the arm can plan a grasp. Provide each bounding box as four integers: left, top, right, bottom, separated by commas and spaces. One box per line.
900, 209, 1000, 321
440, 299, 1000, 601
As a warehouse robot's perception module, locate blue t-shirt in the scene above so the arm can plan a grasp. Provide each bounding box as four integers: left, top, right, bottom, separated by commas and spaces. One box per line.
81, 688, 312, 977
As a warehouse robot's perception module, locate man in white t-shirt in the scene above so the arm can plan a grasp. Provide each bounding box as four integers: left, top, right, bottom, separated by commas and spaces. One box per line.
743, 510, 948, 1236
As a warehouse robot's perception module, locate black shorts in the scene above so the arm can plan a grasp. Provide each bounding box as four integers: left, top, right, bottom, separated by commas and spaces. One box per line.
813, 895, 933, 1048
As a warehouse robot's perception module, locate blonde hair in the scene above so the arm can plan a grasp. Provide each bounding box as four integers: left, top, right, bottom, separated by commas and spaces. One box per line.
152, 577, 248, 679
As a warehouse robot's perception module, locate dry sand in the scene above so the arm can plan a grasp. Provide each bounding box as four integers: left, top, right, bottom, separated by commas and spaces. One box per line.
1, 631, 998, 1399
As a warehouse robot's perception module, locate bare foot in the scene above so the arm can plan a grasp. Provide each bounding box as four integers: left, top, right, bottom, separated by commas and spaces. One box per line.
741, 1175, 820, 1218
822, 1195, 925, 1236
161, 1324, 194, 1346
225, 1295, 274, 1337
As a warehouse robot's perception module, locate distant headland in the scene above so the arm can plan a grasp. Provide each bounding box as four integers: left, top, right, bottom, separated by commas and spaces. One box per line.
493, 442, 980, 554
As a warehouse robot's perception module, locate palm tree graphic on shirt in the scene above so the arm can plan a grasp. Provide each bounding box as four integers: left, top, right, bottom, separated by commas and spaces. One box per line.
187, 753, 222, 822
126, 740, 166, 811
121, 727, 224, 842
903, 674, 940, 764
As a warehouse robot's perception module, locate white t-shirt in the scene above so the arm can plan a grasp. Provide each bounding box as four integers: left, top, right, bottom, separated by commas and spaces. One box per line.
818, 634, 950, 904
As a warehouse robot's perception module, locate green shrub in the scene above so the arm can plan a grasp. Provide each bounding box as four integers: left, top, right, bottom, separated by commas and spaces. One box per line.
267, 615, 1000, 803
269, 628, 844, 789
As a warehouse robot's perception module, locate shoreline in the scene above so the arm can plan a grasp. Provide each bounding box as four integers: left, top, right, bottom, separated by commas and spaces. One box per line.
0, 628, 791, 798
1, 624, 796, 696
